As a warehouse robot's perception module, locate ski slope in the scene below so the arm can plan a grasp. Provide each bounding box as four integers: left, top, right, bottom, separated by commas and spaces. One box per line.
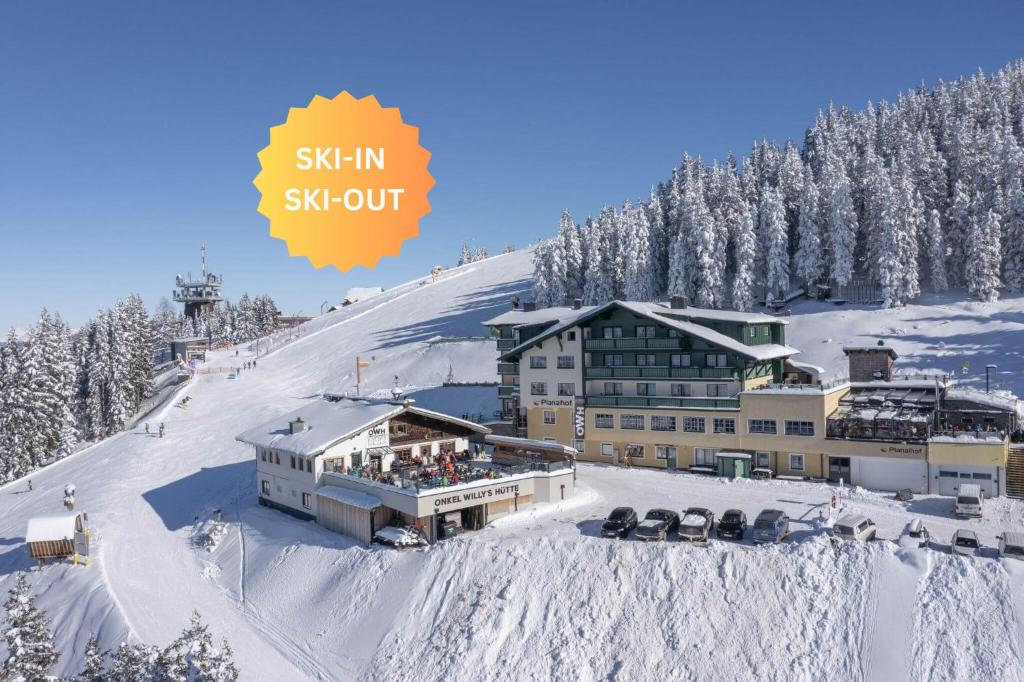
2, 248, 1024, 681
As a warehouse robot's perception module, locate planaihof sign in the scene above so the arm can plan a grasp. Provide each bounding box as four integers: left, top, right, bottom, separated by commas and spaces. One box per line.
420, 478, 535, 515
574, 396, 586, 439
878, 444, 926, 457
538, 398, 574, 408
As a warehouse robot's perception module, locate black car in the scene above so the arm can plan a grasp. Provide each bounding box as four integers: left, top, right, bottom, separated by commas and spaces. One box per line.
716, 509, 747, 540
601, 507, 638, 538
635, 509, 680, 542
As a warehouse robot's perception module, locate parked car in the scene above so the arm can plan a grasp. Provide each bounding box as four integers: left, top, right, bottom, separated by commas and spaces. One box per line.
752, 509, 789, 544
716, 509, 747, 540
635, 509, 680, 542
832, 514, 878, 542
954, 483, 984, 519
678, 508, 715, 543
951, 529, 982, 557
898, 519, 931, 549
601, 507, 638, 539
997, 532, 1024, 560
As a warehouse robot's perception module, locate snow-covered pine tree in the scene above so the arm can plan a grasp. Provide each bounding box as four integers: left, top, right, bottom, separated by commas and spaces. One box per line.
0, 329, 32, 482
965, 210, 1002, 301
778, 140, 806, 241
822, 154, 858, 286
77, 633, 107, 682
666, 231, 688, 299
685, 177, 721, 307
759, 184, 790, 300
622, 201, 656, 301
107, 643, 157, 682
1004, 187, 1024, 291
457, 244, 472, 266
23, 310, 79, 467
946, 180, 973, 286
583, 212, 615, 304
84, 313, 112, 439
106, 301, 135, 433
2, 573, 58, 681
730, 202, 757, 311
598, 204, 623, 299
472, 246, 489, 262
502, 244, 515, 254
531, 241, 555, 307
645, 188, 670, 296
925, 209, 949, 292
795, 174, 823, 285
557, 209, 584, 299
158, 612, 238, 682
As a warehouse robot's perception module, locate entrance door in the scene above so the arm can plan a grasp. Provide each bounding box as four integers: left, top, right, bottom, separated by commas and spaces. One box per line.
828, 457, 851, 483
735, 459, 749, 478
460, 505, 486, 530
666, 450, 677, 469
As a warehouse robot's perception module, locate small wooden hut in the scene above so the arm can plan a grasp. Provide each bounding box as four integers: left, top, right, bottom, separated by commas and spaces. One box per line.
26, 513, 89, 565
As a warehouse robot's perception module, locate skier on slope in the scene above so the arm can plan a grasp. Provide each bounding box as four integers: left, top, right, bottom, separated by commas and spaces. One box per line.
159, 422, 165, 438
26, 479, 32, 492
145, 422, 150, 435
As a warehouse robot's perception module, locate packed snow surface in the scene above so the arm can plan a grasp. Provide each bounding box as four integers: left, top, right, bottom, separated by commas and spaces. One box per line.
3, 249, 1024, 680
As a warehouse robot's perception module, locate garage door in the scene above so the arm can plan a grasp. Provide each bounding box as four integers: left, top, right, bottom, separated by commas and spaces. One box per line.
935, 468, 998, 498
854, 456, 928, 493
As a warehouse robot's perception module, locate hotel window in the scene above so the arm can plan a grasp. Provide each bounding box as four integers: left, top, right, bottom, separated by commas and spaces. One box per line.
651, 415, 676, 432
290, 456, 296, 469
694, 447, 718, 466
713, 418, 736, 434
275, 452, 280, 465
789, 453, 805, 471
573, 439, 585, 452
626, 444, 645, 459
604, 382, 623, 396
557, 382, 575, 396
785, 420, 815, 436
567, 331, 577, 341
605, 354, 624, 367
595, 413, 614, 429
600, 442, 614, 457
706, 383, 730, 397
635, 325, 657, 338
260, 480, 270, 495
302, 493, 312, 509
636, 354, 657, 366
748, 419, 778, 435
530, 356, 548, 369
706, 353, 728, 368
512, 375, 520, 386
306, 459, 313, 473
637, 383, 656, 396
620, 414, 645, 430
755, 452, 771, 469
530, 382, 548, 395
655, 445, 677, 460
670, 353, 691, 367
668, 329, 681, 338
260, 449, 266, 462
683, 416, 705, 433
602, 326, 623, 339
557, 355, 575, 369
543, 410, 556, 425
671, 383, 692, 397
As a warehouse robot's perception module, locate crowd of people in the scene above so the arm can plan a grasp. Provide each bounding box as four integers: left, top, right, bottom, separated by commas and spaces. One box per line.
347, 447, 501, 489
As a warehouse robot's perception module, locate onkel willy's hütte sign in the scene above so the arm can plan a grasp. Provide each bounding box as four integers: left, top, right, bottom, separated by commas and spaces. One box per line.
253, 91, 435, 271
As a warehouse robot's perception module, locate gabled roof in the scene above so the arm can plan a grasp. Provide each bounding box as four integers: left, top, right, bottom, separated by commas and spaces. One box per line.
235, 397, 490, 457
498, 300, 798, 362
482, 305, 598, 327
843, 345, 898, 359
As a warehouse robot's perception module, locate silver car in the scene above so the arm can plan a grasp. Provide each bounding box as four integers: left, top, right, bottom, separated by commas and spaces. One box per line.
952, 529, 981, 557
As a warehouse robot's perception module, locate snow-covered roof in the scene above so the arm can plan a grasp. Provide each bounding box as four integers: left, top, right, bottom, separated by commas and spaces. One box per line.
716, 451, 751, 459
843, 345, 898, 359
236, 398, 489, 457
786, 360, 825, 376
343, 287, 384, 304
482, 305, 598, 327
647, 301, 787, 325
315, 485, 382, 510
944, 387, 1019, 412
484, 434, 578, 456
26, 515, 77, 543
499, 300, 799, 362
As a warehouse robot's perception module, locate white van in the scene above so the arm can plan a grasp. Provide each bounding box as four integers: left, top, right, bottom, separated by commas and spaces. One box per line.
954, 483, 984, 518
832, 514, 878, 542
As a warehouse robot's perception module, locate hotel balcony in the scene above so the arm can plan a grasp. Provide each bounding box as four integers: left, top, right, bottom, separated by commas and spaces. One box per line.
497, 362, 519, 375
496, 338, 517, 351
584, 366, 739, 380
498, 385, 519, 397
585, 396, 741, 410
583, 337, 686, 351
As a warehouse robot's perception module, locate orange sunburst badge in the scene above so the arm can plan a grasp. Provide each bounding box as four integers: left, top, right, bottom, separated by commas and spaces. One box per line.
253, 92, 435, 271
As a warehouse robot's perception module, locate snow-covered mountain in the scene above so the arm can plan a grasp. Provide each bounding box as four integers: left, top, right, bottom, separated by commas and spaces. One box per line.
2, 247, 1024, 680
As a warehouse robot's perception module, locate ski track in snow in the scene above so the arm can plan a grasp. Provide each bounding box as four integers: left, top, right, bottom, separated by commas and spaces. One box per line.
3, 250, 1024, 679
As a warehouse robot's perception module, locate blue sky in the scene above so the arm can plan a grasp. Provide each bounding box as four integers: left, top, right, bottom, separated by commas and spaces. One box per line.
1, 1, 1023, 330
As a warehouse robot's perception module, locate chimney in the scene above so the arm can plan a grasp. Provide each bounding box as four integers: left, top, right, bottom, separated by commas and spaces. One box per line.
843, 344, 897, 383
523, 301, 537, 312
572, 298, 583, 310
289, 417, 307, 434
670, 295, 688, 309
